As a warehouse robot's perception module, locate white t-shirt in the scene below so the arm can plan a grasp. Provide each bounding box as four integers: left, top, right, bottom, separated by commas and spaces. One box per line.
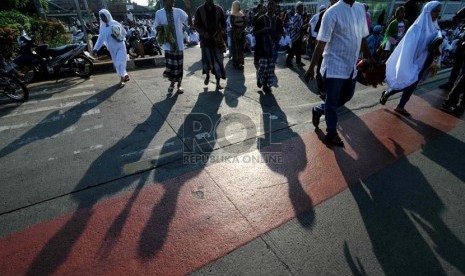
317, 1, 369, 79
153, 8, 188, 52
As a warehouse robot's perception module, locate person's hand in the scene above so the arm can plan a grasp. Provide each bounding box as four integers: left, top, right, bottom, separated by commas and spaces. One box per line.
304, 67, 314, 83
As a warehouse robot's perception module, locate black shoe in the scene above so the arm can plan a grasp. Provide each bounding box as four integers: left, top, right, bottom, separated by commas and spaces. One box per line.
439, 82, 453, 90
312, 107, 322, 128
296, 62, 306, 66
394, 107, 411, 117
380, 91, 388, 105
324, 133, 344, 147
441, 104, 461, 115
263, 85, 271, 94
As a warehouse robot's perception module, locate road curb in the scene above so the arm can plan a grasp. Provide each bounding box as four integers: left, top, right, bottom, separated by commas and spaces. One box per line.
93, 56, 165, 75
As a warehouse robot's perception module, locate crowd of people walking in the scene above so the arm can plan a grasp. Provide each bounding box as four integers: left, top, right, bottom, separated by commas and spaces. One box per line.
87, 0, 464, 147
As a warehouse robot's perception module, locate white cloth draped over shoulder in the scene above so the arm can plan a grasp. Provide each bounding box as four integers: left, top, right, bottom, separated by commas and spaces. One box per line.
385, 1, 441, 90
153, 8, 188, 52
93, 9, 128, 77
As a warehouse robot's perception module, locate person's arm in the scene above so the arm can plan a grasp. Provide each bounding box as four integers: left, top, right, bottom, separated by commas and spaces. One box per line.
93, 27, 105, 53
194, 8, 207, 37
153, 11, 162, 33
304, 40, 326, 82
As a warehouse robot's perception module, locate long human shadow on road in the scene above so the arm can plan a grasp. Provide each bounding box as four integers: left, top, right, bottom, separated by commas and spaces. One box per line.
384, 109, 465, 183
330, 110, 465, 275
186, 59, 203, 77
0, 84, 120, 158
224, 60, 246, 107
26, 94, 179, 275
138, 89, 224, 259
258, 91, 314, 228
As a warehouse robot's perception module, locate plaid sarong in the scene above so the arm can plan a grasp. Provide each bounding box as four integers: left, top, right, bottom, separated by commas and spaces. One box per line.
163, 50, 183, 82
201, 46, 226, 79
257, 58, 277, 87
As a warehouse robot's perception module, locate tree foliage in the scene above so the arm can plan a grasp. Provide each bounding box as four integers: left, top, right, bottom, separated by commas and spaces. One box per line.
0, 0, 49, 16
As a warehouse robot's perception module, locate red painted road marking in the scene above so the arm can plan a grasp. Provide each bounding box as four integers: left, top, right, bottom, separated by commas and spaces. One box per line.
0, 90, 463, 275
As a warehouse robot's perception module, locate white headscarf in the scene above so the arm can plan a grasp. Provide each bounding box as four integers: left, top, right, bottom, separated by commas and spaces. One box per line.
385, 1, 441, 90
98, 9, 120, 32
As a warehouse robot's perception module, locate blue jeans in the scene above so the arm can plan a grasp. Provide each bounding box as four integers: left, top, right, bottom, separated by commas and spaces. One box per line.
315, 75, 357, 135
385, 81, 419, 109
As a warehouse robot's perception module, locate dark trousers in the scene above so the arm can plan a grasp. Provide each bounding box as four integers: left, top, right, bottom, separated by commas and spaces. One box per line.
447, 42, 465, 85
445, 73, 465, 108
314, 75, 357, 134
385, 81, 419, 109
286, 40, 302, 64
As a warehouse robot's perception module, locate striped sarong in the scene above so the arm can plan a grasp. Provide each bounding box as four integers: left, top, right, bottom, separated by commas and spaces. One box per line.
257, 58, 277, 87
201, 46, 226, 79
163, 50, 183, 82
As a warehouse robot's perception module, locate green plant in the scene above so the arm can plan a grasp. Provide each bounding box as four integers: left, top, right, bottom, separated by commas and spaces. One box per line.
0, 27, 18, 58
0, 10, 32, 32
29, 19, 71, 47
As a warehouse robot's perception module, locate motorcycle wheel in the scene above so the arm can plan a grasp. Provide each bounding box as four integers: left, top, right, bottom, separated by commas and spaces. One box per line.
128, 47, 138, 58
0, 73, 29, 102
70, 55, 94, 78
16, 65, 36, 84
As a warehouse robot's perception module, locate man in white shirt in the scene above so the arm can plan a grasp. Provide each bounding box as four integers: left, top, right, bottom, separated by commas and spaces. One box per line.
304, 0, 374, 147
153, 0, 191, 94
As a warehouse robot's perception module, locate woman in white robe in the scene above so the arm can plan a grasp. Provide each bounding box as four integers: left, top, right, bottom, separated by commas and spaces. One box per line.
93, 9, 129, 87
379, 1, 442, 116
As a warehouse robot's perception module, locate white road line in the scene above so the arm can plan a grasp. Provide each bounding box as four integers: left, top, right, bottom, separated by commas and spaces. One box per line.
3, 99, 99, 118
83, 124, 103, 132
120, 141, 177, 158
33, 83, 95, 95
16, 124, 104, 145
0, 123, 29, 132
0, 108, 100, 132
74, 144, 103, 155
24, 91, 97, 105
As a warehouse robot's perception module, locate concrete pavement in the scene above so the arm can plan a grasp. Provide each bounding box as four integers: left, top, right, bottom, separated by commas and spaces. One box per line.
0, 46, 464, 275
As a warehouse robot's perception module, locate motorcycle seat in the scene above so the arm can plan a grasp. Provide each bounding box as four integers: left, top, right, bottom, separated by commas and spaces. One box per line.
47, 44, 77, 57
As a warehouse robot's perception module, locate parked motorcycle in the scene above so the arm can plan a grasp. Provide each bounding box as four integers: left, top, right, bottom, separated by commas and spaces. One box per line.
127, 30, 162, 58
0, 61, 29, 102
13, 35, 94, 83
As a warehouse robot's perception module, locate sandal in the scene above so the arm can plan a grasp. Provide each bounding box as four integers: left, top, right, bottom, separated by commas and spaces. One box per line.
394, 107, 411, 117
